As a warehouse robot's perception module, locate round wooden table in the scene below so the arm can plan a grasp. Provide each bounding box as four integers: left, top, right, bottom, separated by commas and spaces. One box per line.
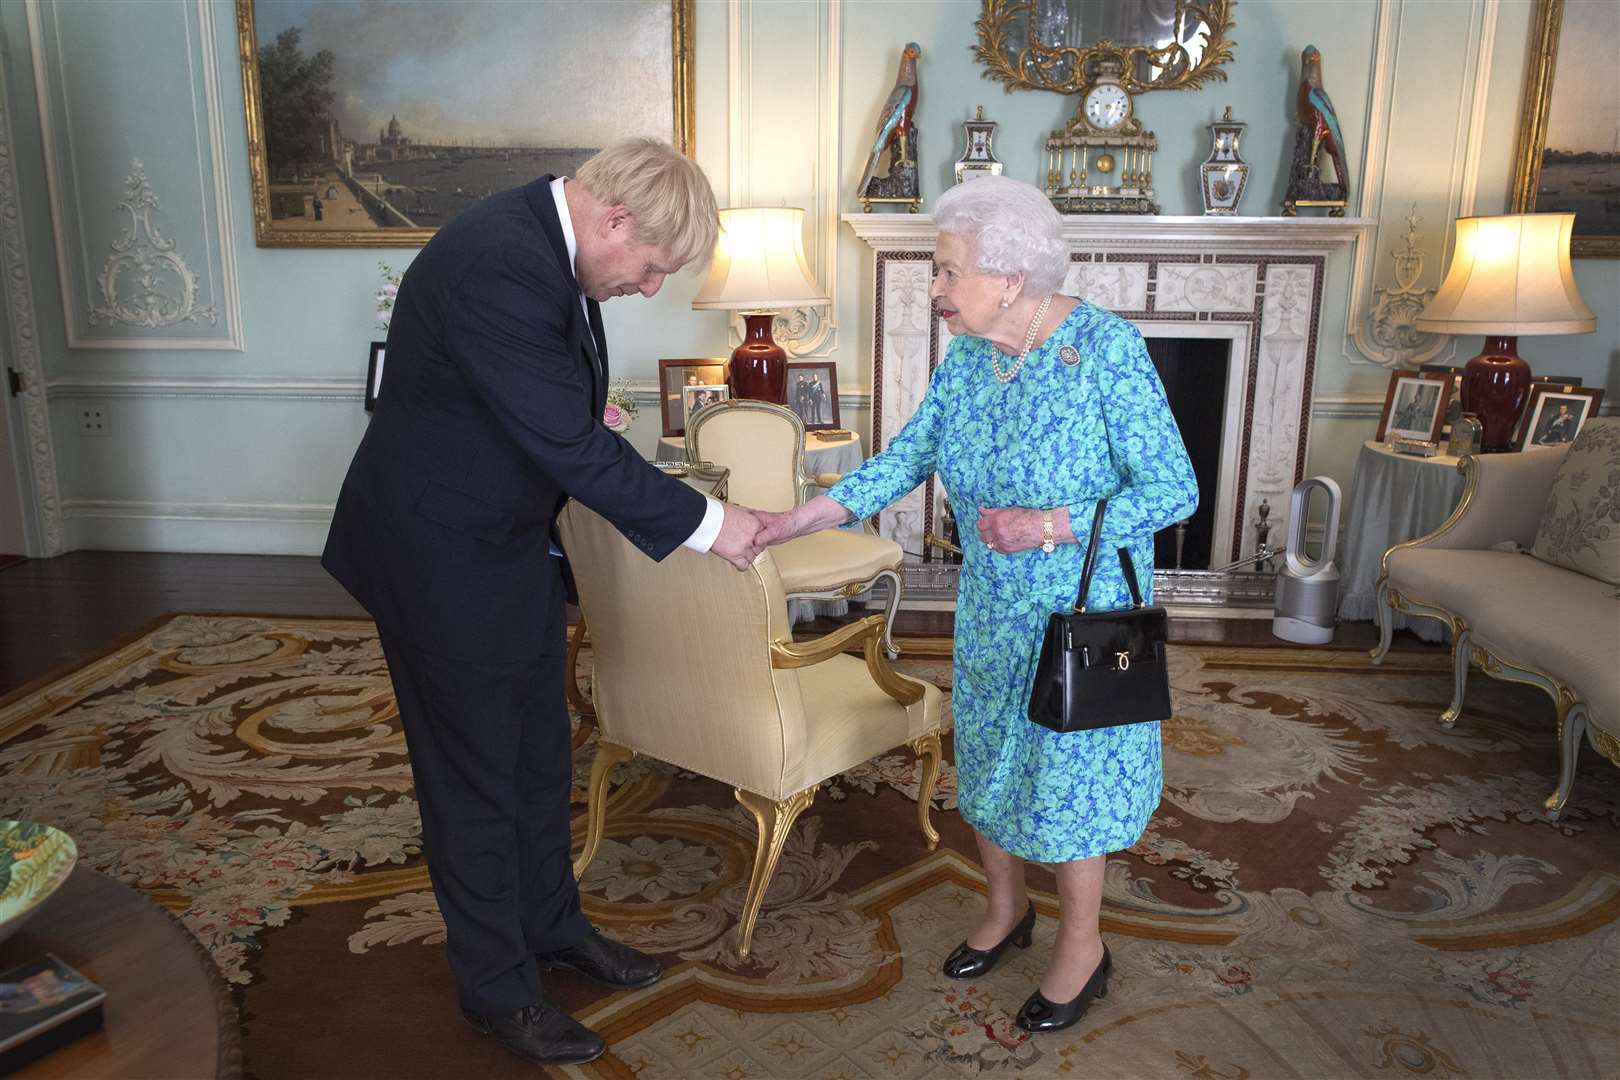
0, 866, 240, 1078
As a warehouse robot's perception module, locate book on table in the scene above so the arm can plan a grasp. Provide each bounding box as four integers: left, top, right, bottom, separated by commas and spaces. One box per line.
0, 954, 107, 1073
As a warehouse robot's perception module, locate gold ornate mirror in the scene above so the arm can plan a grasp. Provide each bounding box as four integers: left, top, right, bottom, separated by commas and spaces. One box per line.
975, 0, 1236, 96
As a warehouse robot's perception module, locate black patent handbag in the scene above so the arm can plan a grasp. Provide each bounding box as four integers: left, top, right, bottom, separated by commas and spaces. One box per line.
1027, 499, 1172, 733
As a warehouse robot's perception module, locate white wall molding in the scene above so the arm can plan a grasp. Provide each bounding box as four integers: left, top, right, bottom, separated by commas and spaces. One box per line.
47, 376, 365, 402
0, 54, 63, 555
725, 0, 840, 358
62, 498, 334, 555
43, 377, 875, 411
1343, 0, 1495, 369
24, 0, 243, 350
1311, 395, 1385, 420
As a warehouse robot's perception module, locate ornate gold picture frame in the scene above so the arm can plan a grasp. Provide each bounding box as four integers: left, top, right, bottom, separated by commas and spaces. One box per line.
1510, 0, 1619, 258
235, 0, 694, 248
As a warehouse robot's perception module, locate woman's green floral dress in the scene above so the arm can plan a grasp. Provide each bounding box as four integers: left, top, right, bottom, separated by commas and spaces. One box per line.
829, 302, 1197, 862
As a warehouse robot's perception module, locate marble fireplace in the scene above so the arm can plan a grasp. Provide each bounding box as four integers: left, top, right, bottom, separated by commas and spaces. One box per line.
843, 214, 1370, 605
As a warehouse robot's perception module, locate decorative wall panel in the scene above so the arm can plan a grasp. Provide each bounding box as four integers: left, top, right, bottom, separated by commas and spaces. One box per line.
25, 0, 242, 350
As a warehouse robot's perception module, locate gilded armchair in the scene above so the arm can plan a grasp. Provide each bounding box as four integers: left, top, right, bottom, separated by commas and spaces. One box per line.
558, 501, 943, 958
685, 399, 905, 657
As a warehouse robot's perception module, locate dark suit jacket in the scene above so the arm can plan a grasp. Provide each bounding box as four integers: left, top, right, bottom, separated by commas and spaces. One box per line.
323, 176, 706, 661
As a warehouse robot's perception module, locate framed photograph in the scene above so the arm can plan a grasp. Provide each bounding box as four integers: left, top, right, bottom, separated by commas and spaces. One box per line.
364, 341, 385, 412
1418, 363, 1464, 434
786, 362, 841, 431
658, 358, 727, 436
1509, 0, 1619, 257
235, 0, 694, 248
1515, 385, 1605, 449
682, 384, 730, 425
1531, 373, 1583, 386
1376, 370, 1452, 444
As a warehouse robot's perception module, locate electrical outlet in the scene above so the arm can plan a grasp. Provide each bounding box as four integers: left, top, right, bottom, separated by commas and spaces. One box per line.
78, 404, 110, 436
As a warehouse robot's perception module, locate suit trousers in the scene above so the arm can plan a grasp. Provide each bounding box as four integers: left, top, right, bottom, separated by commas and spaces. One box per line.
377, 622, 591, 1013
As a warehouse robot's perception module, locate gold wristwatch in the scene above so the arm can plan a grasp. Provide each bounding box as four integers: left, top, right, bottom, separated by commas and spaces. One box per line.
1041, 509, 1056, 553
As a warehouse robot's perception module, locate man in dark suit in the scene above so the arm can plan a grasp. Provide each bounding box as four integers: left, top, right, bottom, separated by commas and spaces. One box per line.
322, 139, 763, 1066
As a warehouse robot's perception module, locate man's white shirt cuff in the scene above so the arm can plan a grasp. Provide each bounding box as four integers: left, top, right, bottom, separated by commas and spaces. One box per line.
682, 497, 725, 552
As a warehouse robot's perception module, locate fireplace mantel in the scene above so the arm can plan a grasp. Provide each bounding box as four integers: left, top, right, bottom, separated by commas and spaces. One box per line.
843, 212, 1371, 581
843, 213, 1371, 251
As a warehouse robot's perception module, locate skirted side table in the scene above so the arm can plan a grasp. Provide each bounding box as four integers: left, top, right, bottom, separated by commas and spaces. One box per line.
1336, 440, 1469, 643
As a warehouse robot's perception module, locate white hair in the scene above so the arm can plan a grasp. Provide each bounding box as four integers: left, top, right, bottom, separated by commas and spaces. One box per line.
931, 176, 1069, 296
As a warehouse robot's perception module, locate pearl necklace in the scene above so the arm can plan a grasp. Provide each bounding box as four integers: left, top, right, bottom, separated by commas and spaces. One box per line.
990, 294, 1054, 385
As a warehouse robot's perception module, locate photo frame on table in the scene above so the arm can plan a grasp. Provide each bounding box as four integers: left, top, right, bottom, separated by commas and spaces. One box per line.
1376, 370, 1452, 444
1515, 385, 1605, 450
682, 384, 729, 425
658, 358, 728, 436
1509, 0, 1619, 258
785, 361, 840, 431
364, 341, 385, 412
235, 0, 694, 248
1417, 363, 1464, 434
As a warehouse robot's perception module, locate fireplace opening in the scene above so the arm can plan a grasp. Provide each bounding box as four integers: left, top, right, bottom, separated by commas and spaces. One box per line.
1145, 337, 1230, 571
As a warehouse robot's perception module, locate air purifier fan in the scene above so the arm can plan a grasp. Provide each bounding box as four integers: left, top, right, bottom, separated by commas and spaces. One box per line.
1272, 476, 1342, 645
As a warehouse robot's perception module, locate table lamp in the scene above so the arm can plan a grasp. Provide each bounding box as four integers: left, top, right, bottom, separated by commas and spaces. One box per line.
1413, 213, 1594, 451
692, 207, 829, 403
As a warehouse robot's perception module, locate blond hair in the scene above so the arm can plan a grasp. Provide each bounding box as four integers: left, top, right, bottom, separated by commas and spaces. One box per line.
574, 138, 719, 269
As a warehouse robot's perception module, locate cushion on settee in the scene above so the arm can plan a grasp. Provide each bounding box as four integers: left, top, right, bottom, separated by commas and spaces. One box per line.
1387, 547, 1620, 734
1530, 417, 1620, 586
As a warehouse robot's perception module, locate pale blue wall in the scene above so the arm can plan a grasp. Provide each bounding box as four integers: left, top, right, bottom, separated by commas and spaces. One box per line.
0, 0, 1613, 556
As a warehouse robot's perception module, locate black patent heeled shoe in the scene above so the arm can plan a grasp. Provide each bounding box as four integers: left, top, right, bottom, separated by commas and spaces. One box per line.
942, 901, 1036, 980
1015, 945, 1112, 1033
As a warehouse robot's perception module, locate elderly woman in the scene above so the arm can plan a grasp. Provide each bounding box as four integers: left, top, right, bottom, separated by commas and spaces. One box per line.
762, 175, 1196, 1033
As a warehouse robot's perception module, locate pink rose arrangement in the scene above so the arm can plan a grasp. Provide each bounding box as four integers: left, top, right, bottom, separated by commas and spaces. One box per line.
604, 379, 638, 433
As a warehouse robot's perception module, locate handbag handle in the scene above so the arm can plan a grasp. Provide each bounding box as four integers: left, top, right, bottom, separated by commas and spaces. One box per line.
1075, 499, 1145, 612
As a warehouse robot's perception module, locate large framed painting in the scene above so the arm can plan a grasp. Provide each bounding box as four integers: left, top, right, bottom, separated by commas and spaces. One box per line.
235, 0, 694, 248
1510, 0, 1620, 257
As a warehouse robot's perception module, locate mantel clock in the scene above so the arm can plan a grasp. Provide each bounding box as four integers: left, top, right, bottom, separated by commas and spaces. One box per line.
1045, 57, 1159, 214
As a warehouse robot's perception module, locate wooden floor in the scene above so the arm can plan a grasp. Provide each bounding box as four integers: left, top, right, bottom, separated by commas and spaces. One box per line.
0, 552, 1414, 698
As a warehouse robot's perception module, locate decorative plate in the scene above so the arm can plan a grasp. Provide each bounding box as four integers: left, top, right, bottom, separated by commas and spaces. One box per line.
0, 820, 78, 945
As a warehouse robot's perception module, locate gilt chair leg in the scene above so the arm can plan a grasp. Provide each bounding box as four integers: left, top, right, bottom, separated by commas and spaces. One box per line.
1545, 697, 1588, 821
909, 730, 942, 851
1441, 627, 1471, 727
565, 622, 595, 718
733, 787, 816, 959
573, 740, 633, 879
1369, 580, 1394, 664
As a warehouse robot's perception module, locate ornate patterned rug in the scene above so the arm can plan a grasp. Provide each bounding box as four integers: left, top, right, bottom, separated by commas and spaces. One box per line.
1, 615, 1616, 1079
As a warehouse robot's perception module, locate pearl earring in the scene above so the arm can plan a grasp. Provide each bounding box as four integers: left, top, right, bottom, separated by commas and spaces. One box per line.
1000, 299, 1010, 308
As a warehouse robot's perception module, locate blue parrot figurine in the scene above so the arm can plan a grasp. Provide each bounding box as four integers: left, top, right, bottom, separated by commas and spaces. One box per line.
1298, 45, 1348, 189
858, 42, 922, 198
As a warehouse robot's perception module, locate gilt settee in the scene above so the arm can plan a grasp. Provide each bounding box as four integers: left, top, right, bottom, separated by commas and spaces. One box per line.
1372, 417, 1620, 818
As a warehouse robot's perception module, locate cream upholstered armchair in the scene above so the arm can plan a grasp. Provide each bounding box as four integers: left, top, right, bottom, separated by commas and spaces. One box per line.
558, 500, 943, 958
1372, 428, 1620, 818
685, 399, 905, 657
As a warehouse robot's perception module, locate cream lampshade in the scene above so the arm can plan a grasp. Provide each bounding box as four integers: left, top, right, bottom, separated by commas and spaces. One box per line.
692, 207, 829, 403
1414, 213, 1594, 451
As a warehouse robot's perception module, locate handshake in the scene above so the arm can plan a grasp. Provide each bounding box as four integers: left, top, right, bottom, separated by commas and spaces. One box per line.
707, 496, 852, 570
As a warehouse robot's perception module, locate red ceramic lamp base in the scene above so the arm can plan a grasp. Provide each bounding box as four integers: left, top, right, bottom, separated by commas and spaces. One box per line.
728, 311, 787, 404
1460, 335, 1531, 452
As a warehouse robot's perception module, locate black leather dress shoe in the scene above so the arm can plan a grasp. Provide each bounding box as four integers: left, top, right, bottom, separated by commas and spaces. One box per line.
462, 1003, 605, 1065
1015, 945, 1112, 1033
538, 928, 661, 990
942, 901, 1036, 980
